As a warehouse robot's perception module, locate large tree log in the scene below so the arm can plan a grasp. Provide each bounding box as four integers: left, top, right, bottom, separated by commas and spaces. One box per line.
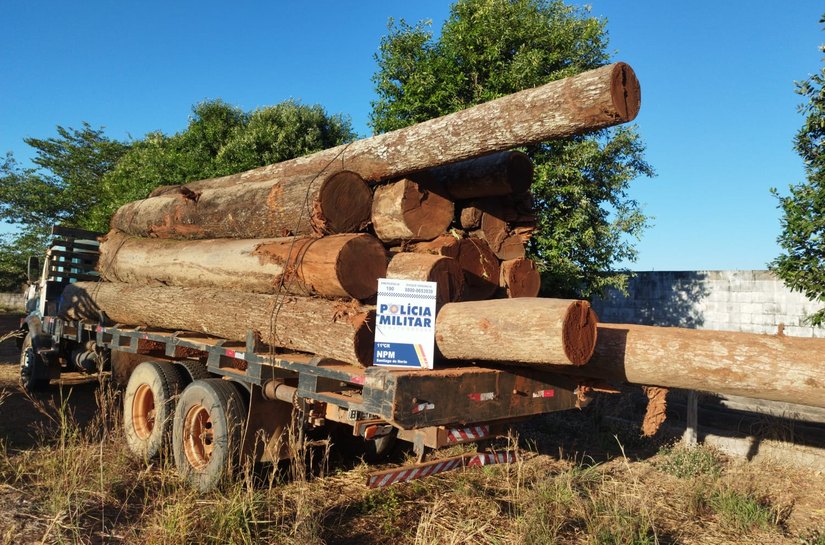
499, 258, 541, 298
428, 151, 534, 200
98, 231, 387, 300
435, 299, 598, 366
112, 170, 372, 239
386, 253, 464, 306
411, 235, 500, 300
59, 282, 376, 366
371, 178, 454, 243
561, 323, 825, 409
152, 63, 639, 195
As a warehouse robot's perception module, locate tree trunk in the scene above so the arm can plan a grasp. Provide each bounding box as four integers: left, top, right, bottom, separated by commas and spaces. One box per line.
371, 178, 454, 243
113, 170, 372, 239
411, 235, 500, 300
152, 63, 640, 194
386, 253, 464, 306
435, 298, 598, 366
98, 230, 387, 300
499, 258, 541, 298
563, 323, 825, 409
427, 151, 534, 200
59, 282, 376, 366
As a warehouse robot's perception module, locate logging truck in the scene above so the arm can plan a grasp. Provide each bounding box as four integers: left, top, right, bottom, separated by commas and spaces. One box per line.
18, 226, 586, 491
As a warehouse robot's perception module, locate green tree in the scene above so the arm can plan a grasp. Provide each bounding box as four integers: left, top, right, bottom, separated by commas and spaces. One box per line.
371, 0, 653, 297
0, 124, 129, 290
88, 99, 356, 229
770, 15, 825, 326
0, 99, 355, 287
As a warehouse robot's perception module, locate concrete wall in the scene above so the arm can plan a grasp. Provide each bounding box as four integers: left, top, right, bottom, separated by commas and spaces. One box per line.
591, 270, 825, 338
0, 292, 26, 312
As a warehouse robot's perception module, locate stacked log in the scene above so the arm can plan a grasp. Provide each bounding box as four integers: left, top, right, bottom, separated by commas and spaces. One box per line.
60, 63, 643, 368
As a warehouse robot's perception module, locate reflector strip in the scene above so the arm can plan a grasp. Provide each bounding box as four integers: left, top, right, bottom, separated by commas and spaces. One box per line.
467, 392, 496, 401
532, 389, 555, 398
446, 425, 490, 443
366, 450, 516, 488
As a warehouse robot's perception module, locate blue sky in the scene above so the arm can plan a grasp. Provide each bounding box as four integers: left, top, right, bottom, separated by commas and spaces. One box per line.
1, 1, 822, 271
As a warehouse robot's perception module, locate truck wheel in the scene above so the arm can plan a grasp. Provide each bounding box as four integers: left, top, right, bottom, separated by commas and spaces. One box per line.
124, 361, 184, 460
175, 360, 209, 384
173, 379, 246, 492
19, 334, 48, 392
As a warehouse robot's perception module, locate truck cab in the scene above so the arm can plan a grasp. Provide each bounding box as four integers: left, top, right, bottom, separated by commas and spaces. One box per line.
19, 225, 102, 390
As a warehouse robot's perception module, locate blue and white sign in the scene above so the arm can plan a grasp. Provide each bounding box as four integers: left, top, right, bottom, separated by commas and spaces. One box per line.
373, 278, 437, 369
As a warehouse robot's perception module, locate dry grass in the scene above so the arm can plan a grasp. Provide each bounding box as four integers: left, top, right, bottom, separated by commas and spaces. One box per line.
0, 380, 823, 544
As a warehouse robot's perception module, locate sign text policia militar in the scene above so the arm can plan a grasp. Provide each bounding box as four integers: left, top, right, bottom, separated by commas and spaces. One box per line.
373, 278, 437, 369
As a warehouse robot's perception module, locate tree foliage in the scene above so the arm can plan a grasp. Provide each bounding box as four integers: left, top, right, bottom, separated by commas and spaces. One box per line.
0, 100, 355, 289
770, 15, 825, 326
371, 0, 653, 297
0, 124, 129, 290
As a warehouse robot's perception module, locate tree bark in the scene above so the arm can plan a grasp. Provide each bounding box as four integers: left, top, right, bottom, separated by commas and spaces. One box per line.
499, 258, 541, 298
59, 282, 376, 366
371, 178, 454, 243
411, 235, 500, 301
435, 298, 598, 366
98, 230, 387, 300
113, 170, 372, 239
560, 323, 825, 409
386, 253, 464, 306
427, 151, 534, 200
152, 63, 640, 194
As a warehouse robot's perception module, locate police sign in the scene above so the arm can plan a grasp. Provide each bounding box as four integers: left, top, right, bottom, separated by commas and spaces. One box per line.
373, 278, 437, 369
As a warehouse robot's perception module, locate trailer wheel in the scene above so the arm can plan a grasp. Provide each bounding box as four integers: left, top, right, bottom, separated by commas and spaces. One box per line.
173, 379, 246, 492
124, 361, 184, 460
19, 334, 48, 392
175, 360, 209, 384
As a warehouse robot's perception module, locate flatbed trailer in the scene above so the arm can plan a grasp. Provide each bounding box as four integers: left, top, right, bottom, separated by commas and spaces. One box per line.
20, 226, 587, 490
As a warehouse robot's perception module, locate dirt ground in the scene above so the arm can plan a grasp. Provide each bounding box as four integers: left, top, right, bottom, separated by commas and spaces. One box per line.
1, 311, 824, 544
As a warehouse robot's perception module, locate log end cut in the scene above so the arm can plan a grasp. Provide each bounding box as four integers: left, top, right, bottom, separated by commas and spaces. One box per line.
562, 301, 599, 365
499, 258, 540, 298
611, 62, 641, 122
352, 309, 377, 367
335, 234, 388, 300
314, 171, 373, 235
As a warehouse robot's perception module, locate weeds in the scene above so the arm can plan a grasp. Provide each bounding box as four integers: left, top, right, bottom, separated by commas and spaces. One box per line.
657, 443, 723, 479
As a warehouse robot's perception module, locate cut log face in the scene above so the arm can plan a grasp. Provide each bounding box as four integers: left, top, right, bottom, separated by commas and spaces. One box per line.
563, 323, 825, 409
459, 206, 483, 230
371, 178, 454, 243
99, 231, 386, 300
435, 298, 598, 366
499, 258, 541, 298
112, 170, 372, 239
412, 235, 500, 301
428, 151, 534, 200
386, 253, 464, 306
59, 282, 376, 366
151, 63, 640, 192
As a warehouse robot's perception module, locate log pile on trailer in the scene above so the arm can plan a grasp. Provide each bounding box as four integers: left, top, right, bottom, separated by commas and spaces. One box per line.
62, 62, 643, 369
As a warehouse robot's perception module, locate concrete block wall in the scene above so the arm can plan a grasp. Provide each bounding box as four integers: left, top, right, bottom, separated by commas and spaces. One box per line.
591, 270, 825, 338
0, 292, 26, 311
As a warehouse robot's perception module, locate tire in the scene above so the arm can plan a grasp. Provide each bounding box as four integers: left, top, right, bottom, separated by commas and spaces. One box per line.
123, 361, 184, 460
19, 334, 48, 393
172, 379, 247, 492
175, 360, 210, 384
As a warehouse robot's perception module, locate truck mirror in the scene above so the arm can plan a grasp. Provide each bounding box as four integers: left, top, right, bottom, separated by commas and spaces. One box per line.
27, 256, 40, 283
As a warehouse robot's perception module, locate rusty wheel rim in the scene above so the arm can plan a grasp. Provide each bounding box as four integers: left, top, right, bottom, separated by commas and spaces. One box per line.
132, 384, 156, 440
183, 403, 213, 470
